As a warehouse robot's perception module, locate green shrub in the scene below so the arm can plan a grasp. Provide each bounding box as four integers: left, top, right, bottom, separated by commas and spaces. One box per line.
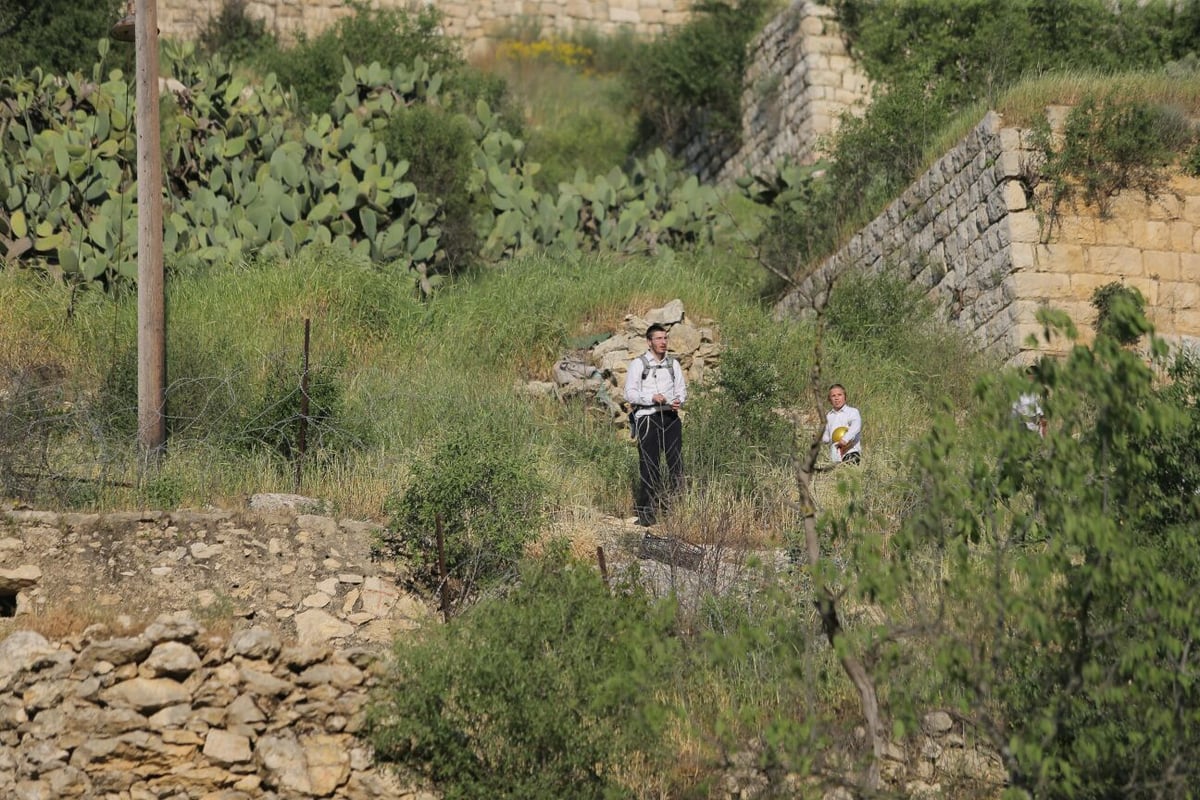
382, 105, 480, 276
1037, 93, 1196, 215
141, 472, 185, 509
824, 268, 986, 406
382, 423, 546, 594
257, 0, 463, 112
0, 0, 128, 78
1090, 281, 1149, 346
197, 0, 277, 63
367, 552, 681, 800
825, 269, 936, 355
235, 352, 361, 463
833, 0, 1192, 110
706, 336, 796, 458
553, 404, 638, 516
625, 0, 773, 150
684, 329, 811, 498
92, 334, 362, 465
877, 300, 1200, 796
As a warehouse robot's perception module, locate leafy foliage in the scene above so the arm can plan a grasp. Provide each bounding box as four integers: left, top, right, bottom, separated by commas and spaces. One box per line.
625, 0, 774, 150
870, 299, 1200, 796
367, 553, 680, 800
254, 0, 463, 113
0, 45, 721, 297
93, 324, 363, 465
833, 0, 1200, 109
382, 423, 546, 595
1035, 93, 1197, 216
382, 105, 481, 278
686, 332, 800, 491
197, 0, 277, 63
0, 0, 128, 78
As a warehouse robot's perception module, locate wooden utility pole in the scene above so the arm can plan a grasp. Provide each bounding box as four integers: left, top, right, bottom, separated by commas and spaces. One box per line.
134, 0, 166, 461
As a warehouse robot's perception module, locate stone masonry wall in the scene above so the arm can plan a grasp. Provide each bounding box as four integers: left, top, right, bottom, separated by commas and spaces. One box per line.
155, 0, 869, 186
773, 110, 1200, 362
156, 0, 693, 57
683, 1, 870, 184
0, 504, 1014, 797
0, 617, 428, 799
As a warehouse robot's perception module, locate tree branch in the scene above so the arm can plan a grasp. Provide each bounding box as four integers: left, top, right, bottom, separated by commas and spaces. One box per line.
794, 278, 887, 791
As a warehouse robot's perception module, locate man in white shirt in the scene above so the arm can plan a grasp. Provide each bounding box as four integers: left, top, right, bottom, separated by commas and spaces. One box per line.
624, 324, 688, 526
822, 383, 863, 465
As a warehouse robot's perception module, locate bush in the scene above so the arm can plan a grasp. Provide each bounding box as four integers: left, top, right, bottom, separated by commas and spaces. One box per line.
0, 0, 128, 78
875, 299, 1200, 796
257, 1, 463, 112
824, 268, 987, 407
1090, 281, 1150, 346
382, 106, 480, 277
1037, 93, 1196, 216
382, 423, 546, 595
684, 329, 810, 499
833, 0, 1191, 110
625, 0, 773, 151
235, 352, 362, 463
197, 0, 277, 63
92, 335, 362, 466
367, 553, 681, 800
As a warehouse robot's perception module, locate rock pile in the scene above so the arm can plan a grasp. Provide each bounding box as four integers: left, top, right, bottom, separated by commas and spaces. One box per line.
528, 299, 721, 427
0, 614, 428, 799
0, 503, 435, 649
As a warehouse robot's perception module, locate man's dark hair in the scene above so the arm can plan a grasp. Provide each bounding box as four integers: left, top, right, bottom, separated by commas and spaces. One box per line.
646, 323, 668, 339
829, 383, 846, 394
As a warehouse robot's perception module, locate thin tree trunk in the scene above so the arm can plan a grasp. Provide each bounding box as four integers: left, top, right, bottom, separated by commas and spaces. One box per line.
795, 325, 886, 790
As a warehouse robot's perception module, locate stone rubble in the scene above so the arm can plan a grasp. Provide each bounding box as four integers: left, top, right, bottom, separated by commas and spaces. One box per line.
0, 503, 436, 647
529, 298, 722, 429
0, 613, 434, 799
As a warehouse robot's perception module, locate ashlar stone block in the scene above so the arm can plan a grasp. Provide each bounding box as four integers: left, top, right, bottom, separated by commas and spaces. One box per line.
1037, 243, 1085, 274
1170, 221, 1194, 252
1087, 245, 1144, 277
1143, 250, 1182, 282
1006, 212, 1042, 244
1157, 280, 1200, 311
1009, 270, 1072, 300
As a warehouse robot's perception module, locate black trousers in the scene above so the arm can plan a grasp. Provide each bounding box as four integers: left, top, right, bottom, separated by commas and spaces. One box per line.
634, 410, 683, 521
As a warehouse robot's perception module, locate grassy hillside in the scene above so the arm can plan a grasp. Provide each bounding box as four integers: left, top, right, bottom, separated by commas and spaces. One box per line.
4, 2, 1200, 796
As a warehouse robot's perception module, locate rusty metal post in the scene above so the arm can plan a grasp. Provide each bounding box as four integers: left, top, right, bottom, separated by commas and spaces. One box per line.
596, 545, 609, 589
294, 318, 310, 493
436, 513, 451, 621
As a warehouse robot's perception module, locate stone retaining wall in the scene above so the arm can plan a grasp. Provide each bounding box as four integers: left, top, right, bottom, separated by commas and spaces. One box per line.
683, 1, 871, 184
0, 505, 434, 649
156, 0, 693, 56
0, 617, 427, 799
0, 503, 1014, 797
773, 110, 1200, 361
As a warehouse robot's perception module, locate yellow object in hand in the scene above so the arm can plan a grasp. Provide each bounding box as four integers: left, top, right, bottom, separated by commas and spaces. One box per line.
832, 425, 849, 443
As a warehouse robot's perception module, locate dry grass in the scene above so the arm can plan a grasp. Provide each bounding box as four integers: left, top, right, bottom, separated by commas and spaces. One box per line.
0, 602, 155, 641
995, 71, 1200, 128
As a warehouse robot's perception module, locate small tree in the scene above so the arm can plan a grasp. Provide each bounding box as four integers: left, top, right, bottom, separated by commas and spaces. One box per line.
871, 300, 1200, 796
382, 424, 545, 598
367, 553, 680, 800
